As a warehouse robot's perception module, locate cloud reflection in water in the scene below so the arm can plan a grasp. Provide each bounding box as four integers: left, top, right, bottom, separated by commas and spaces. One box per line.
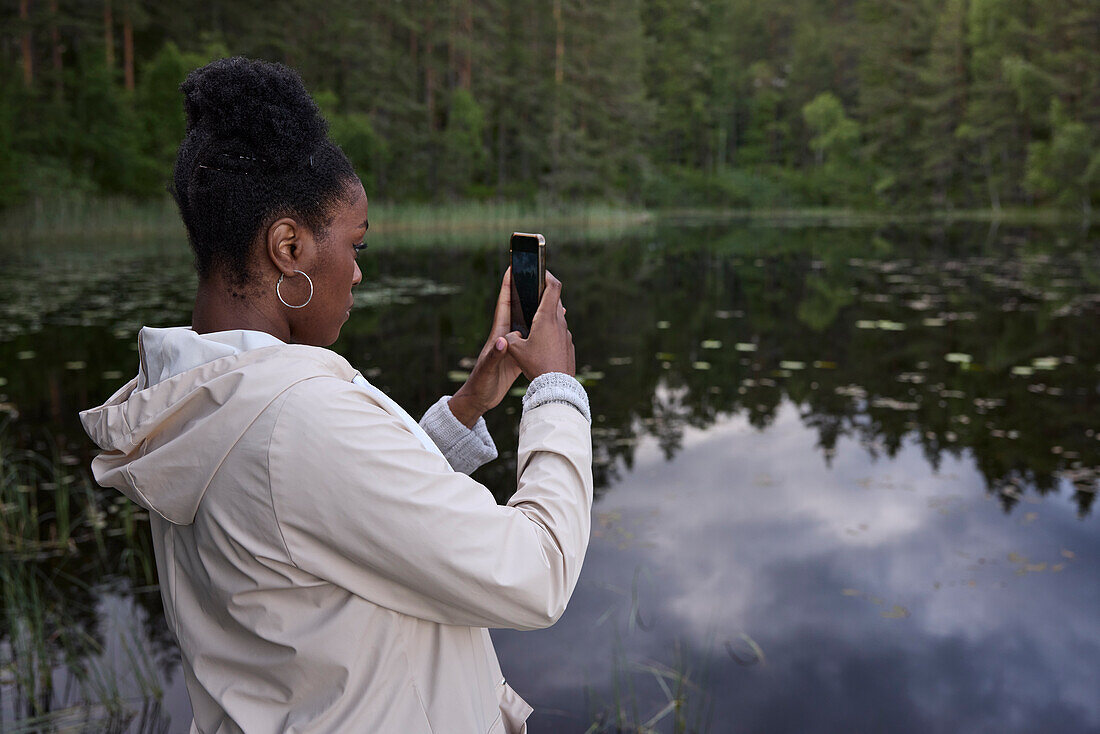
493, 401, 1100, 732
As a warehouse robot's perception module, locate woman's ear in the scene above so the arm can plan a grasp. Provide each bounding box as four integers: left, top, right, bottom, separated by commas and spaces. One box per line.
267, 217, 307, 275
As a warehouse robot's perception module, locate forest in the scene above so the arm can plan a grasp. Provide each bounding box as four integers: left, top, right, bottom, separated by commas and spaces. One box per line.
2, 0, 1098, 214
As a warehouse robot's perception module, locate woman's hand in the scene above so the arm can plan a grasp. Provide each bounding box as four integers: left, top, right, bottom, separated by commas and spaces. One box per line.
503, 272, 575, 380
448, 268, 524, 428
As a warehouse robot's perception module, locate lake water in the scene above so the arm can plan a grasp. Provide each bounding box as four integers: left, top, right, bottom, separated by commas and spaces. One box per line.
2, 220, 1099, 732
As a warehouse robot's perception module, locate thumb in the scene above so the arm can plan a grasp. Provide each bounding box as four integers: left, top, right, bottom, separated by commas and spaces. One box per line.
502, 331, 527, 361
502, 331, 533, 378
486, 336, 509, 360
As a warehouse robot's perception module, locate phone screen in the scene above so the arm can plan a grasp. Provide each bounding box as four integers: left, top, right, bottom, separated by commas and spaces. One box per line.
510, 233, 543, 337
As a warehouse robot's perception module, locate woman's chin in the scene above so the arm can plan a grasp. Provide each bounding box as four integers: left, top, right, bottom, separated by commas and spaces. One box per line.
327, 321, 348, 346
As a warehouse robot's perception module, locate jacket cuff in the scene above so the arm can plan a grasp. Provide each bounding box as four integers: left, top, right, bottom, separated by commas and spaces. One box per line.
522, 372, 591, 423
419, 395, 498, 474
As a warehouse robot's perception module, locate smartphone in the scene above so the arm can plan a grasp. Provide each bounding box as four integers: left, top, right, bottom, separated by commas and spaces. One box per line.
510, 232, 546, 338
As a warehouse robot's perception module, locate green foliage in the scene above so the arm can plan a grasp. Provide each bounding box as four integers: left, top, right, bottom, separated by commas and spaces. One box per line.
642, 165, 795, 208
915, 0, 971, 207
136, 42, 208, 184
1001, 55, 1057, 117
66, 54, 161, 197
1025, 101, 1098, 213
738, 61, 790, 168
314, 90, 387, 192
440, 89, 486, 198
803, 92, 859, 161
0, 77, 25, 207
800, 93, 872, 206
1, 0, 1096, 212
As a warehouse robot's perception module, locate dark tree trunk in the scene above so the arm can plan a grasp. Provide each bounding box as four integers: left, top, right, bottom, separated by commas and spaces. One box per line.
122, 12, 134, 91
104, 0, 114, 69
49, 0, 62, 99
20, 0, 34, 87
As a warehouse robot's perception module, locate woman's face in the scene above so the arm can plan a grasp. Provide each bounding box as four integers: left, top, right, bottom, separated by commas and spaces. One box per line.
291, 180, 368, 346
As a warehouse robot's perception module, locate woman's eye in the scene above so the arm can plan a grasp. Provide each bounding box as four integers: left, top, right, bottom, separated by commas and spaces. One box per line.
353, 242, 368, 257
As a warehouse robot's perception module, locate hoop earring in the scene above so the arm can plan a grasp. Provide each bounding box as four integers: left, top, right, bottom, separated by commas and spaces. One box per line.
276, 270, 313, 309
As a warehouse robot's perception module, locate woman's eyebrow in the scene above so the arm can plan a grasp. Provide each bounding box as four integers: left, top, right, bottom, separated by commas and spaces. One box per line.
361, 219, 369, 231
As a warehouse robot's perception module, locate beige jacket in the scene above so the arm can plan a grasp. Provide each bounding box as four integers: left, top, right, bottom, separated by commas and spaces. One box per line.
79, 328, 593, 733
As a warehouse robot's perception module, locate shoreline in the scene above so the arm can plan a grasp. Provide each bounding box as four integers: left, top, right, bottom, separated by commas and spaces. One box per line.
0, 195, 1091, 245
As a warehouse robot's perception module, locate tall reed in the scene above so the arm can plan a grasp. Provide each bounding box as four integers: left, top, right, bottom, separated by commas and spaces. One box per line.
1, 427, 168, 730
0, 192, 652, 247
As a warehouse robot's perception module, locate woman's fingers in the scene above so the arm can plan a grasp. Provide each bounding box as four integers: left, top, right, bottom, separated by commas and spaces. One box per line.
531, 272, 563, 328
504, 271, 574, 378
502, 330, 530, 372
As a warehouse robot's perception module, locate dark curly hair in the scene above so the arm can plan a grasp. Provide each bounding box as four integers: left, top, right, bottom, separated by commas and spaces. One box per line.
170, 57, 358, 289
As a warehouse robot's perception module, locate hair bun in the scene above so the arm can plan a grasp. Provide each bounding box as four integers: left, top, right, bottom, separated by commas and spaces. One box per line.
180, 57, 327, 165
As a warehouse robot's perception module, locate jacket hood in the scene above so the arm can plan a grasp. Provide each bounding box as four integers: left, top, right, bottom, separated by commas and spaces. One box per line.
79, 327, 357, 525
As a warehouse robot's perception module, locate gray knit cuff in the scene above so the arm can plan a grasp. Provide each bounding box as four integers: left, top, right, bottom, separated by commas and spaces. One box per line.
419, 396, 498, 475
521, 372, 591, 423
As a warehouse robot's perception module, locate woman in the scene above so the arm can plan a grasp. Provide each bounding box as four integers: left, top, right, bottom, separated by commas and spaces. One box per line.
79, 57, 592, 733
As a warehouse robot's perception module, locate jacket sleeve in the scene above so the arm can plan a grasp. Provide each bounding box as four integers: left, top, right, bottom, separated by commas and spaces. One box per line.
267, 377, 593, 630
417, 395, 498, 474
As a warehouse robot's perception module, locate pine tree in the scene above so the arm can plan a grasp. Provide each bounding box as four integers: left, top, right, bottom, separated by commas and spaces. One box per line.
857, 0, 938, 205
959, 0, 1036, 209
915, 0, 971, 207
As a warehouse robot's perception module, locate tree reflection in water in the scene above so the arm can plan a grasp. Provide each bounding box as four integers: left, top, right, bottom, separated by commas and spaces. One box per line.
442, 222, 1098, 517
1, 222, 1097, 512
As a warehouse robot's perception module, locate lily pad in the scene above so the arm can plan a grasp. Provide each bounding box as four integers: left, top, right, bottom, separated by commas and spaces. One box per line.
1011, 366, 1034, 376
701, 340, 722, 349
881, 605, 910, 619
656, 321, 671, 329
64, 361, 87, 371
779, 361, 805, 370
734, 343, 757, 352
945, 353, 972, 364
577, 371, 605, 384
692, 361, 711, 370
446, 370, 470, 383
871, 398, 919, 411
1031, 356, 1059, 370
16, 350, 35, 360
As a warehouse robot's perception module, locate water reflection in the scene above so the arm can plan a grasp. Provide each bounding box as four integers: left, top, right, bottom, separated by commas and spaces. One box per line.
494, 405, 1100, 731
3, 224, 1099, 514
2, 222, 1098, 730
